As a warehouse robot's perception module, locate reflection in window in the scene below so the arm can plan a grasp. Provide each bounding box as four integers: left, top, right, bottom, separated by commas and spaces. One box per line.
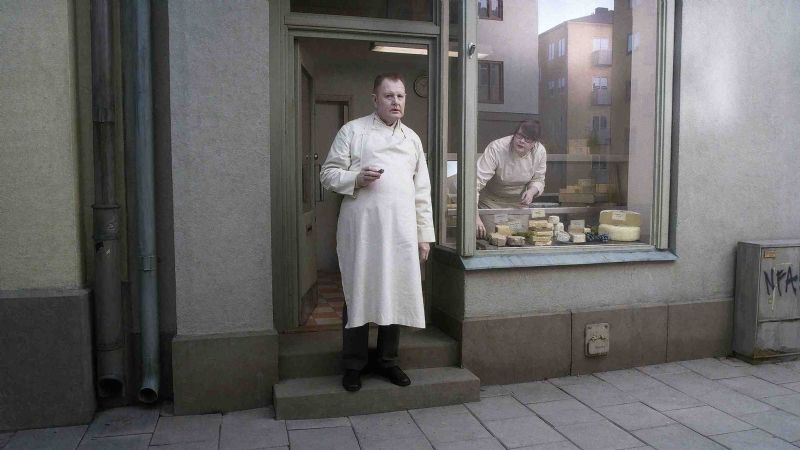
290, 0, 434, 22
479, 0, 503, 20
479, 61, 504, 104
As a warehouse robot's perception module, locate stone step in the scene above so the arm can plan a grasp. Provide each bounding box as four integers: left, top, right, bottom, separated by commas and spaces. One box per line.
273, 366, 480, 419
278, 326, 459, 379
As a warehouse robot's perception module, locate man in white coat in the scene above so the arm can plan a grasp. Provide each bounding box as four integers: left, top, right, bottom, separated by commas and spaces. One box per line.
320, 73, 435, 392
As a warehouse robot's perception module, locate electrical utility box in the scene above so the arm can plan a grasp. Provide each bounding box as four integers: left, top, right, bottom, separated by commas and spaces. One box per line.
734, 240, 800, 362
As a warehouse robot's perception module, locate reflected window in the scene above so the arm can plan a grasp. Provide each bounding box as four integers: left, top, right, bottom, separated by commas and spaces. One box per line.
290, 0, 434, 22
479, 0, 503, 20
479, 61, 504, 104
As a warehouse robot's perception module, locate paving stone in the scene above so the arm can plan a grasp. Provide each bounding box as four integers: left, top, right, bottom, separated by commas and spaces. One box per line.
288, 426, 360, 450
741, 410, 800, 442
679, 358, 750, 380
711, 429, 798, 449
149, 414, 221, 446
697, 389, 774, 417
480, 385, 511, 398
781, 382, 800, 393
505, 381, 571, 404
483, 415, 565, 448
717, 357, 752, 368
219, 407, 288, 450
519, 442, 580, 450
409, 405, 492, 444
1, 432, 14, 447
749, 364, 800, 384
560, 381, 638, 408
664, 406, 754, 436
651, 371, 727, 397
776, 361, 800, 372
77, 434, 151, 450
595, 369, 664, 392
595, 402, 675, 431
286, 417, 351, 430
718, 376, 796, 398
761, 394, 800, 417
548, 375, 604, 387
633, 424, 726, 450
4, 426, 87, 450
432, 437, 504, 450
627, 385, 705, 412
349, 411, 425, 445
361, 436, 432, 450
85, 406, 160, 438
465, 395, 533, 422
528, 399, 605, 427
148, 439, 218, 450
637, 363, 689, 376
555, 420, 643, 450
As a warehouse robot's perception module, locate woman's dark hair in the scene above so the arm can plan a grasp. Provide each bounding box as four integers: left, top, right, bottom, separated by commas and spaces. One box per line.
516, 119, 542, 143
373, 73, 406, 93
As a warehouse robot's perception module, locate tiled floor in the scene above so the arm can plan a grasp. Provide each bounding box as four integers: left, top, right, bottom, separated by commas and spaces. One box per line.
299, 272, 345, 331
11, 358, 800, 449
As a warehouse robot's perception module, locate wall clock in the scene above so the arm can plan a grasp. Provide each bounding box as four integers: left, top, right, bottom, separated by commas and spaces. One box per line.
413, 75, 428, 98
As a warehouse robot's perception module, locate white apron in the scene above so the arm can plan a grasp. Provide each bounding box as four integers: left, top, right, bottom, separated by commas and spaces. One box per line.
336, 120, 426, 329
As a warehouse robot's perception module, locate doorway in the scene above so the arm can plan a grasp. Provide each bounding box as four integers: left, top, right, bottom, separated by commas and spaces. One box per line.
289, 37, 432, 332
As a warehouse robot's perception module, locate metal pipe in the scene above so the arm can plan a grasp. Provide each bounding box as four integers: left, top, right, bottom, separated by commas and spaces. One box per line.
90, 0, 125, 398
122, 0, 160, 403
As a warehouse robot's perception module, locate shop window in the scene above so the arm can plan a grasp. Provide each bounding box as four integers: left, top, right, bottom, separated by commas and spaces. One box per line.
478, 61, 503, 104
290, 0, 434, 22
441, 0, 672, 254
479, 0, 503, 20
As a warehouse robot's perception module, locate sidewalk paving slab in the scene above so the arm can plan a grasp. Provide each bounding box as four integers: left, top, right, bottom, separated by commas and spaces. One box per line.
595, 402, 675, 431
0, 432, 13, 448
559, 381, 638, 408
479, 385, 511, 398
219, 407, 288, 450
718, 376, 796, 398
595, 369, 665, 392
636, 363, 688, 376
555, 419, 643, 450
148, 439, 218, 450
528, 399, 605, 427
360, 436, 432, 449
679, 358, 750, 380
740, 409, 800, 442
548, 375, 604, 387
710, 429, 798, 450
780, 382, 800, 393
4, 425, 87, 450
482, 415, 564, 448
85, 406, 159, 438
149, 414, 221, 447
505, 381, 571, 404
288, 426, 359, 450
663, 405, 754, 436
432, 437, 504, 450
77, 434, 150, 450
633, 424, 726, 450
521, 442, 580, 449
747, 364, 800, 384
349, 411, 426, 445
465, 395, 533, 422
626, 385, 704, 412
285, 417, 350, 430
763, 394, 800, 416
408, 405, 492, 445
696, 390, 774, 417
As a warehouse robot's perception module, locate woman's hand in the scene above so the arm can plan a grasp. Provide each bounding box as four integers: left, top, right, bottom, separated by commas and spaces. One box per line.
418, 242, 430, 262
476, 216, 486, 239
356, 166, 383, 187
520, 186, 540, 206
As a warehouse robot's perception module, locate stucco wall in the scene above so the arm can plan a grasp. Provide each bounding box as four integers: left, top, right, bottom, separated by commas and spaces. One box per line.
168, 0, 272, 334
0, 1, 83, 290
463, 0, 800, 317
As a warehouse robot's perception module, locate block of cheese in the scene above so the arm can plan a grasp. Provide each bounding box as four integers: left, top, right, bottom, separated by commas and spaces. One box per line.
534, 241, 552, 246
529, 219, 548, 228
529, 235, 553, 243
506, 235, 525, 246
569, 219, 585, 230
598, 223, 641, 242
530, 208, 546, 219
578, 178, 594, 187
555, 230, 571, 243
554, 222, 565, 233
488, 232, 507, 246
495, 224, 513, 236
547, 215, 560, 225
570, 232, 586, 243
599, 210, 641, 227
534, 230, 554, 237
584, 227, 592, 233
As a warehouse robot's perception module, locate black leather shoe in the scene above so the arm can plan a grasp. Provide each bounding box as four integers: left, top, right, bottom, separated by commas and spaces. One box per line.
342, 369, 361, 392
377, 365, 411, 386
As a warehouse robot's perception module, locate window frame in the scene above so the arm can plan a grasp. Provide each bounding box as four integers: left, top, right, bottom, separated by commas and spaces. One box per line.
451, 0, 676, 258
478, 0, 503, 21
478, 60, 504, 104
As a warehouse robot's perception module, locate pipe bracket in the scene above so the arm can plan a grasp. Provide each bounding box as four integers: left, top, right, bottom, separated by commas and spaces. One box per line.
140, 255, 156, 271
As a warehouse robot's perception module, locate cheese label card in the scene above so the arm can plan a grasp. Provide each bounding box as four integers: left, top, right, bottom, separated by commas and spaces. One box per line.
611, 211, 626, 221
530, 209, 546, 219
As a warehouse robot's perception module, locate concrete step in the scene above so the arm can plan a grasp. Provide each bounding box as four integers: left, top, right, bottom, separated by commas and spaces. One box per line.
278, 326, 459, 379
273, 366, 480, 419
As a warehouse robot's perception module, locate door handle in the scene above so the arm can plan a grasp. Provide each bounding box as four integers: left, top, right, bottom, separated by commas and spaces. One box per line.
306, 223, 313, 233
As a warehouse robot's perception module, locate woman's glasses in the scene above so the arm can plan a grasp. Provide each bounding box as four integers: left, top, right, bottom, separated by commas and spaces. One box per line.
514, 133, 535, 145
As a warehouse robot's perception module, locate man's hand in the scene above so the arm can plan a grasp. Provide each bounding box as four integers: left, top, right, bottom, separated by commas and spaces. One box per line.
356, 166, 383, 188
418, 242, 430, 262
476, 216, 486, 239
520, 186, 540, 206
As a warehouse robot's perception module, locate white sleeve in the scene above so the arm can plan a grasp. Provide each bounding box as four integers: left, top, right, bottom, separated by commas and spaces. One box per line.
527, 144, 547, 194
413, 141, 436, 243
319, 124, 360, 197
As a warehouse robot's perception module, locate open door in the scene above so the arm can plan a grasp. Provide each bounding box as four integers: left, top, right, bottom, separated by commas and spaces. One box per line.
297, 47, 318, 326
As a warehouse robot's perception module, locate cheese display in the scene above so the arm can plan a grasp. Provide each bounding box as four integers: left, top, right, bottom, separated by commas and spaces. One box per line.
547, 215, 560, 225
599, 210, 641, 227
488, 233, 507, 247
554, 222, 565, 233
598, 223, 640, 242
534, 230, 554, 237
529, 220, 553, 230
528, 216, 554, 246
570, 232, 586, 243
506, 235, 525, 246
568, 220, 585, 234
495, 224, 513, 237
528, 235, 553, 243
555, 230, 571, 243
530, 208, 546, 219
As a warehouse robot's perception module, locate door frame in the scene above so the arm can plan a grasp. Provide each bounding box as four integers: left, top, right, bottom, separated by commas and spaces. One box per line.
269, 1, 445, 331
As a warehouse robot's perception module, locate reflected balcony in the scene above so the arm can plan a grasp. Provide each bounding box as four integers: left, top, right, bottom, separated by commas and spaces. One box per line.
592, 49, 612, 66
592, 88, 611, 106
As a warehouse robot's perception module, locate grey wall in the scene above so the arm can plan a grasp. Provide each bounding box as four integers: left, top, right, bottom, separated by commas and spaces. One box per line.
0, 1, 83, 290
168, 0, 273, 335
462, 0, 800, 317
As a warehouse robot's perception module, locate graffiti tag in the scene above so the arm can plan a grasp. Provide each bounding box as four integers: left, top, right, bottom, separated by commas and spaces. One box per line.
764, 265, 799, 297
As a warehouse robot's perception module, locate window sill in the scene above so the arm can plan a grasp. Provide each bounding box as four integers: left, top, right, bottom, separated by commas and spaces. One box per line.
433, 245, 677, 271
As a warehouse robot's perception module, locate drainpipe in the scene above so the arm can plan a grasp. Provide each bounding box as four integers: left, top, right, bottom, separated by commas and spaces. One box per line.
121, 0, 160, 403
90, 0, 125, 398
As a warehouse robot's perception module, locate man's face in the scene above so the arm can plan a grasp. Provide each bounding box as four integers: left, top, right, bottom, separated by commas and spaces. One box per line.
511, 131, 535, 157
372, 79, 406, 125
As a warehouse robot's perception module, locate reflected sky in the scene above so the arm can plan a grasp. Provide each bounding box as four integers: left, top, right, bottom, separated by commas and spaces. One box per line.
539, 0, 615, 33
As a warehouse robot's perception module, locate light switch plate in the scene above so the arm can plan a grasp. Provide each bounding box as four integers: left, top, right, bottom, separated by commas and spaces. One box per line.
586, 323, 610, 357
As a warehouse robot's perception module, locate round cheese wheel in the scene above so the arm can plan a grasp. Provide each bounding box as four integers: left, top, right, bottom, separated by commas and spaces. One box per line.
598, 223, 641, 242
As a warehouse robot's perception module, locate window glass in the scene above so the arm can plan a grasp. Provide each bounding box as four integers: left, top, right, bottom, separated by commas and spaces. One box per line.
290, 0, 434, 22
441, 0, 464, 248
479, 0, 503, 20
474, 0, 658, 250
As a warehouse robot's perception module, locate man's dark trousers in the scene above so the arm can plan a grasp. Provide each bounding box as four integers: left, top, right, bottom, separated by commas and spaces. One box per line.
342, 303, 399, 371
